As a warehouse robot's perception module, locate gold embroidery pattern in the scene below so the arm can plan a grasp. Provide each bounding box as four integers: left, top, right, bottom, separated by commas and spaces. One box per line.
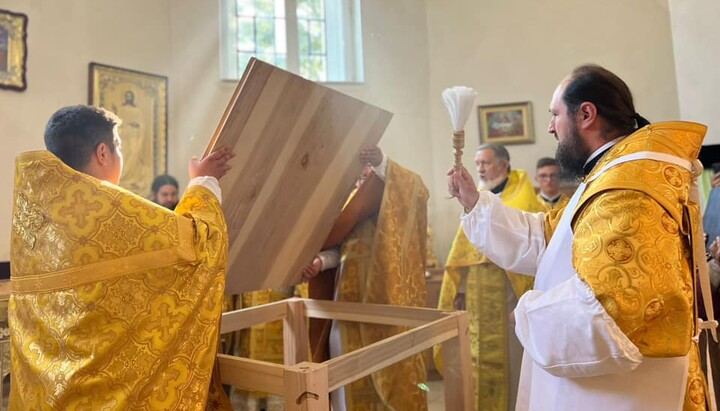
10, 152, 230, 410
12, 193, 46, 249
11, 152, 181, 278
573, 122, 707, 411
336, 160, 429, 411
605, 238, 634, 263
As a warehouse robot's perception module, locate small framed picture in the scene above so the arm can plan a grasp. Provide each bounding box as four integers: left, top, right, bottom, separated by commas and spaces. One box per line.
89, 63, 168, 198
0, 8, 28, 91
477, 101, 534, 145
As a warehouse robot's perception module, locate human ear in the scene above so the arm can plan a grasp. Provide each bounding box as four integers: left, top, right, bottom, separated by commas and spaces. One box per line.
578, 102, 597, 127
95, 142, 111, 165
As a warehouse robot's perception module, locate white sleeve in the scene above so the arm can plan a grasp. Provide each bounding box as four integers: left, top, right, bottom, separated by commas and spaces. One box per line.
514, 275, 643, 378
372, 155, 388, 181
187, 176, 222, 204
460, 191, 546, 275
318, 248, 340, 270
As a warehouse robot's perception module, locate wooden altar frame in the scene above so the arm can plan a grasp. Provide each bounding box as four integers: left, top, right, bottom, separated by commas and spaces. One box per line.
218, 298, 473, 410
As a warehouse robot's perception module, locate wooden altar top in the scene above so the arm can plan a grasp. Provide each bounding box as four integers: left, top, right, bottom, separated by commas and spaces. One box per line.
204, 58, 392, 293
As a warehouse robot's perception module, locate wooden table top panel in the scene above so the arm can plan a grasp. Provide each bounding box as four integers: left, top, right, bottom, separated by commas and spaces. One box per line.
205, 59, 392, 293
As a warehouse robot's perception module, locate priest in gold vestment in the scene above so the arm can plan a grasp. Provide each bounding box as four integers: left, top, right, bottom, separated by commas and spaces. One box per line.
449, 65, 715, 411
303, 147, 430, 411
435, 144, 544, 411
10, 105, 235, 410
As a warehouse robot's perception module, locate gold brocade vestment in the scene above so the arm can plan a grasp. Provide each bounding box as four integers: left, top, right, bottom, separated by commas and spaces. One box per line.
9, 151, 232, 410
334, 160, 429, 411
546, 122, 709, 411
435, 169, 544, 411
537, 192, 570, 212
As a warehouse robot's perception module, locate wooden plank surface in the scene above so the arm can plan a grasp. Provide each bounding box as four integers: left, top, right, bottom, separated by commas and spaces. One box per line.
302, 298, 448, 327
284, 299, 310, 366
325, 315, 460, 391
284, 362, 329, 411
217, 353, 286, 394
220, 299, 288, 334
442, 312, 473, 410
205, 58, 392, 293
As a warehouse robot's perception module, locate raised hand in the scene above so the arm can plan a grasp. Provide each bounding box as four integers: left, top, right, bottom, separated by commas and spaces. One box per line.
447, 166, 479, 210
711, 236, 720, 263
300, 256, 324, 282
189, 145, 236, 180
712, 172, 720, 189
359, 146, 383, 167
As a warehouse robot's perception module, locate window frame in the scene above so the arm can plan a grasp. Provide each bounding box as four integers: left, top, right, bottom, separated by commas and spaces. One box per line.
220, 0, 364, 84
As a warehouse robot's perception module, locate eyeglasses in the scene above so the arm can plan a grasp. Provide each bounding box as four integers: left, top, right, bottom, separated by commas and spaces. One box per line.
537, 174, 558, 180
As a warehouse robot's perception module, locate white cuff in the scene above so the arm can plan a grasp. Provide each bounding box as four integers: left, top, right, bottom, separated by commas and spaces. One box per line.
515, 275, 642, 378
318, 248, 340, 270
187, 176, 222, 204
372, 155, 388, 181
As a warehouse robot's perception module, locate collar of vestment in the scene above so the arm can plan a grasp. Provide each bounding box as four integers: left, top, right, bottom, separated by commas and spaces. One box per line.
583, 136, 624, 176
541, 192, 562, 204
491, 177, 509, 194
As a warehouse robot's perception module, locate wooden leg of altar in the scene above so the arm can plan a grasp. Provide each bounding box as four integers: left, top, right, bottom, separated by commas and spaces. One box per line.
219, 299, 474, 411
442, 312, 473, 410
308, 269, 336, 363
284, 299, 309, 365
284, 362, 329, 411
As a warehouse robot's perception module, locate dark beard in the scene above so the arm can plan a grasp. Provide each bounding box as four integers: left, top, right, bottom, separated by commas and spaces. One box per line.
555, 122, 591, 181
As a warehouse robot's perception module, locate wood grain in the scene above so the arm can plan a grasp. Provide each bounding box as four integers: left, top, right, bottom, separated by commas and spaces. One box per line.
205, 58, 392, 293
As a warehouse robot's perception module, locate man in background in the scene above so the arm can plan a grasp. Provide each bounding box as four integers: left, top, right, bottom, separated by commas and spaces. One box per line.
151, 174, 180, 210
10, 105, 235, 410
534, 157, 569, 211
435, 143, 544, 411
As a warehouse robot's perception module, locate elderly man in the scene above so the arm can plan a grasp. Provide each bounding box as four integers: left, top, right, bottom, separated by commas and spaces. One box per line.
448, 64, 713, 410
436, 143, 544, 411
534, 157, 569, 211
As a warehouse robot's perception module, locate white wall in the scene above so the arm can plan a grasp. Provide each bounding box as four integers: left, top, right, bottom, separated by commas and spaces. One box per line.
0, 0, 706, 267
0, 0, 171, 261
167, 0, 433, 195
669, 0, 720, 145
425, 0, 680, 262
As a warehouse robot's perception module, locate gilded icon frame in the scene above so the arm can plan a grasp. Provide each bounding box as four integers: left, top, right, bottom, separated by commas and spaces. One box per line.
477, 101, 534, 145
0, 9, 28, 91
89, 63, 168, 198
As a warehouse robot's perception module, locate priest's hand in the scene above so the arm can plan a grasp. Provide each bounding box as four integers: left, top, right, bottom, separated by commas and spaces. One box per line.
189, 145, 236, 180
712, 172, 720, 189
359, 146, 383, 167
301, 256, 324, 282
453, 292, 466, 311
710, 236, 720, 263
447, 167, 479, 211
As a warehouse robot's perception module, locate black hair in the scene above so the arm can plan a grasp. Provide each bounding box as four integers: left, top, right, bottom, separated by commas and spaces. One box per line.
536, 157, 558, 169
44, 105, 121, 171
563, 64, 650, 139
151, 174, 179, 194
